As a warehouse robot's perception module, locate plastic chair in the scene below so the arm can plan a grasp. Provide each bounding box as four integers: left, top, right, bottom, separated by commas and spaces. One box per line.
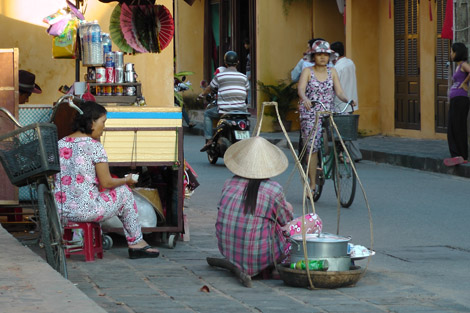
63, 222, 103, 262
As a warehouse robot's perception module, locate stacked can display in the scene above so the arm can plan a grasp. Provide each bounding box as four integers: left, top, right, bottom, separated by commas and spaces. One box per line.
114, 52, 124, 96
104, 51, 115, 95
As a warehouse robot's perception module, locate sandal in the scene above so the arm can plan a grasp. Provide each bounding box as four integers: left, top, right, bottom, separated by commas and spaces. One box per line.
128, 245, 160, 259
444, 156, 464, 167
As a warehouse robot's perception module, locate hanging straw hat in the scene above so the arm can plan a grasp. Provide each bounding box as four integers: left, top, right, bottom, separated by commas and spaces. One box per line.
224, 136, 288, 179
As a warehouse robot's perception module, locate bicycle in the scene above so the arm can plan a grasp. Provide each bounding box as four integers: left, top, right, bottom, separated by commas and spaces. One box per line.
0, 95, 83, 278
300, 100, 358, 208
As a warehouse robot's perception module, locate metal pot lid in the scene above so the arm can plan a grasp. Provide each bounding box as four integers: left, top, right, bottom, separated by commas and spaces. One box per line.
291, 232, 351, 243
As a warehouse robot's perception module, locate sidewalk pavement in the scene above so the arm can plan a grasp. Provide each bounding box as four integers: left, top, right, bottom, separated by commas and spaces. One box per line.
1, 116, 469, 313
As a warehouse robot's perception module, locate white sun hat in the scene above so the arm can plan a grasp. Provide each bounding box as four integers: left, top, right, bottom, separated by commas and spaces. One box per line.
224, 136, 288, 179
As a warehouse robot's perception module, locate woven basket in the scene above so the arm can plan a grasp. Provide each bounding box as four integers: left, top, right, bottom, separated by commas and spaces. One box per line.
0, 123, 59, 187
277, 265, 364, 289
332, 115, 359, 141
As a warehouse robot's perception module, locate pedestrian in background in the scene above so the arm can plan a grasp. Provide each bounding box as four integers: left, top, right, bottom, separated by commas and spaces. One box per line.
444, 42, 470, 166
290, 38, 323, 83
244, 38, 252, 106
18, 70, 42, 104
331, 41, 362, 162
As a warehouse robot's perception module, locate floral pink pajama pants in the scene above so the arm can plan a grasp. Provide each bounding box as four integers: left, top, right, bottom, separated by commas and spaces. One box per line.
61, 185, 143, 245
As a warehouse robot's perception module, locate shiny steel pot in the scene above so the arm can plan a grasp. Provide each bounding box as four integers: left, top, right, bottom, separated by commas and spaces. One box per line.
288, 232, 351, 259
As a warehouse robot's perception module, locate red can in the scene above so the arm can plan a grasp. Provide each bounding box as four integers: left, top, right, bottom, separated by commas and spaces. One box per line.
96, 67, 106, 83
105, 66, 115, 83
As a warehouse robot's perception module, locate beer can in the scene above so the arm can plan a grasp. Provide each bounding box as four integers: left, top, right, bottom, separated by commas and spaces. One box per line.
95, 85, 102, 96
115, 85, 123, 96
87, 66, 96, 82
103, 85, 113, 96
115, 51, 124, 68
106, 66, 115, 83
96, 67, 106, 83
125, 86, 136, 96
114, 67, 124, 83
105, 51, 115, 68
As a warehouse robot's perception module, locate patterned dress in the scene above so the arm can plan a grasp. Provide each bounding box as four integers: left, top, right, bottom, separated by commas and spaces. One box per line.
54, 137, 142, 245
299, 67, 335, 153
216, 176, 322, 276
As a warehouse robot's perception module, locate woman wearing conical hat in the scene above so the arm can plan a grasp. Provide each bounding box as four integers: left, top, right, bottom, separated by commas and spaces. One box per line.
216, 136, 322, 277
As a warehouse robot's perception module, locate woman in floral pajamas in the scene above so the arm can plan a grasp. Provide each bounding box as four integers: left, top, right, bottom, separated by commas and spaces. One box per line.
297, 40, 354, 193
54, 101, 159, 259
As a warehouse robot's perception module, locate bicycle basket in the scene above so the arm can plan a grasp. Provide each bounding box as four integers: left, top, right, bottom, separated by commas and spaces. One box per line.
332, 114, 359, 141
0, 123, 60, 187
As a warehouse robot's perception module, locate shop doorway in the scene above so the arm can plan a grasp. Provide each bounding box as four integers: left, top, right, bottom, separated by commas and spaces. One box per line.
394, 0, 421, 130
204, 0, 256, 109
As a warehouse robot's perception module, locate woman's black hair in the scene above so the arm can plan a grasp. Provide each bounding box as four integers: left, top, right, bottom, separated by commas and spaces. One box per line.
243, 178, 265, 215
71, 101, 107, 134
452, 42, 468, 62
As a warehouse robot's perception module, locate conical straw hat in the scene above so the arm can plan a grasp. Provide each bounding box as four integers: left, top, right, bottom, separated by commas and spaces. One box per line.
224, 136, 288, 179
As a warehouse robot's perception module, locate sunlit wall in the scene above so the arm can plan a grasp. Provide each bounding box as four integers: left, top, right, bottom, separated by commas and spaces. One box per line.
0, 0, 173, 107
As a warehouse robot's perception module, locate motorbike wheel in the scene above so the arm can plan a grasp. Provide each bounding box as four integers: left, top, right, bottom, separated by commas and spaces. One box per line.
207, 151, 218, 164
218, 137, 231, 157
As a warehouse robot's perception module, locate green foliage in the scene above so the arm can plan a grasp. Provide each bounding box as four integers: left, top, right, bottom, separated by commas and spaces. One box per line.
174, 71, 194, 106
257, 79, 298, 121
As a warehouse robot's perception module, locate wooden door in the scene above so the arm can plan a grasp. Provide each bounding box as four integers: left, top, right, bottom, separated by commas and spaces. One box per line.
394, 0, 421, 130
435, 0, 451, 133
0, 48, 19, 204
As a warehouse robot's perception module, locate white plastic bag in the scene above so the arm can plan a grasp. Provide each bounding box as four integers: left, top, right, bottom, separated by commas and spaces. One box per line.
101, 191, 157, 229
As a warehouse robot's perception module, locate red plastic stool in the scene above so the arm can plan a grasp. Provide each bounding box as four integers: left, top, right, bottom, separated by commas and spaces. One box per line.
63, 222, 103, 262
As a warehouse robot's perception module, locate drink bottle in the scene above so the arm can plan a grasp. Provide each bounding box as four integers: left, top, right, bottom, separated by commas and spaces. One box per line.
80, 22, 90, 65
290, 259, 328, 271
101, 33, 112, 66
89, 20, 102, 65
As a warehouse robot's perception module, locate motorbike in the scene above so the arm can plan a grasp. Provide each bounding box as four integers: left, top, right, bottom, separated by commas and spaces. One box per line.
201, 92, 251, 164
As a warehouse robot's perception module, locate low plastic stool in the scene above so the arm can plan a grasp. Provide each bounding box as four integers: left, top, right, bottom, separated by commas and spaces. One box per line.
63, 222, 103, 262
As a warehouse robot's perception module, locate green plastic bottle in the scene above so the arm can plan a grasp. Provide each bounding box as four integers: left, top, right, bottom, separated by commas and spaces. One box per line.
290, 259, 329, 271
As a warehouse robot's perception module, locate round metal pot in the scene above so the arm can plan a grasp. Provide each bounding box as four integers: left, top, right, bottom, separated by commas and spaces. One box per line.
288, 232, 351, 259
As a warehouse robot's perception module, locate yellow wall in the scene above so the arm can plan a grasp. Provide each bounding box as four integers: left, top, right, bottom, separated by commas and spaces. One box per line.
256, 0, 344, 132
348, 0, 445, 140
174, 0, 205, 96
0, 0, 174, 107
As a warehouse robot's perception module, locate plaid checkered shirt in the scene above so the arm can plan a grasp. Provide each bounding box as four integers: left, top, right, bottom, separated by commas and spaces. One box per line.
216, 176, 293, 276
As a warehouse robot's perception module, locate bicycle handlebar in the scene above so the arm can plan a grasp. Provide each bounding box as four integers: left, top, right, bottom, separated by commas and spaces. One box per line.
0, 107, 22, 127
312, 99, 355, 114
0, 94, 85, 129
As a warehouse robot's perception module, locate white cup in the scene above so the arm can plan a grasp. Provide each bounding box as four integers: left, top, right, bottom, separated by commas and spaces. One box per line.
74, 81, 86, 96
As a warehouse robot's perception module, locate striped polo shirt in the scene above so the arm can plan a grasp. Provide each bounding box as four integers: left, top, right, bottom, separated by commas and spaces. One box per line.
210, 68, 249, 113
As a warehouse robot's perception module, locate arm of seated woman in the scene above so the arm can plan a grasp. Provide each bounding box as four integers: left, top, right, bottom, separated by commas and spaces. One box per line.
95, 162, 135, 189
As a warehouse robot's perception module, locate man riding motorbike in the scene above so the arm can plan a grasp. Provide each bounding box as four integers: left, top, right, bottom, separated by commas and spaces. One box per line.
199, 51, 250, 152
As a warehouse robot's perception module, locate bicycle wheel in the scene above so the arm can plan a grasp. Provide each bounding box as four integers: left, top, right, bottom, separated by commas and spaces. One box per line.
37, 183, 68, 278
333, 151, 357, 208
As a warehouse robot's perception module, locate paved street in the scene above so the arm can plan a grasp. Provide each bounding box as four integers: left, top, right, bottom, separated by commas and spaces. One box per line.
2, 132, 470, 312
59, 134, 470, 312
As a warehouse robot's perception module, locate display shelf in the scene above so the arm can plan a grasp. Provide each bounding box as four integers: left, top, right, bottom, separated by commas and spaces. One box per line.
90, 82, 142, 104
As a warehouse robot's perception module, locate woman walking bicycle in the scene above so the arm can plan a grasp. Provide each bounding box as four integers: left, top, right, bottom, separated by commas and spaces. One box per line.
297, 40, 354, 195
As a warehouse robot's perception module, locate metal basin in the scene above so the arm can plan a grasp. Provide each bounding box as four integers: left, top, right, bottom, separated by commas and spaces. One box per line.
288, 232, 351, 259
